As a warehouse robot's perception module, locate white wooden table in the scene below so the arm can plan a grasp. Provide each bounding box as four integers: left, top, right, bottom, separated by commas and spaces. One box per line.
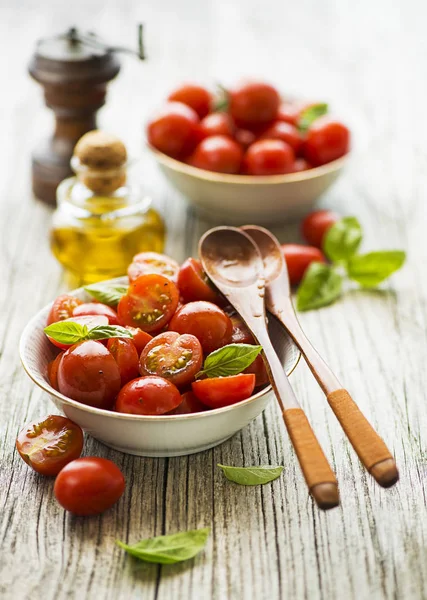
1, 1, 427, 598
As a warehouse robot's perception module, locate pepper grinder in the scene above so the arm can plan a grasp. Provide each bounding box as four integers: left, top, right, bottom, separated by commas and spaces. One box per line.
29, 26, 144, 205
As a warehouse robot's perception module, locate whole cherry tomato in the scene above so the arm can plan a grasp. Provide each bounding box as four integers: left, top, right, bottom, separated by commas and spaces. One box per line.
188, 135, 243, 174
16, 415, 84, 476
169, 301, 232, 354
244, 354, 269, 387
168, 84, 212, 119
127, 252, 179, 284
177, 257, 223, 304
47, 352, 64, 390
46, 315, 109, 350
47, 294, 82, 325
302, 210, 339, 248
57, 340, 121, 409
229, 81, 280, 127
303, 117, 350, 166
234, 128, 256, 150
199, 112, 235, 139
244, 140, 295, 175
116, 376, 181, 415
258, 121, 302, 154
124, 327, 153, 355
117, 274, 179, 333
192, 373, 256, 409
147, 102, 200, 159
54, 457, 125, 516
277, 101, 318, 126
73, 302, 119, 325
107, 338, 140, 385
230, 314, 255, 344
170, 391, 207, 414
139, 331, 203, 388
281, 244, 326, 285
292, 158, 312, 172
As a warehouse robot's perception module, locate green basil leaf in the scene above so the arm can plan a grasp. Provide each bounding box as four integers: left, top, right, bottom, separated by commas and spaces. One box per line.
296, 263, 342, 311
86, 325, 134, 340
116, 528, 210, 565
298, 102, 328, 132
197, 343, 262, 378
44, 321, 87, 345
347, 251, 406, 287
323, 217, 362, 262
218, 464, 283, 485
84, 283, 128, 306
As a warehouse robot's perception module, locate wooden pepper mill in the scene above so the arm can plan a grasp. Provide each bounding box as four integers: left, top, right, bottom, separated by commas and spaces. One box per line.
29, 26, 144, 205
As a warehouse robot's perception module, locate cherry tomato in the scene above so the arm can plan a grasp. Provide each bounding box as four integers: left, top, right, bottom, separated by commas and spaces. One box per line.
235, 128, 256, 150
16, 415, 84, 476
147, 102, 200, 159
244, 140, 295, 175
292, 158, 312, 172
73, 302, 119, 325
281, 244, 326, 285
258, 121, 302, 154
302, 210, 339, 248
230, 314, 255, 344
127, 252, 179, 284
168, 84, 212, 119
116, 376, 181, 415
169, 391, 207, 414
117, 274, 179, 333
58, 340, 121, 409
47, 294, 82, 325
304, 118, 350, 166
229, 81, 280, 127
244, 354, 269, 387
107, 338, 140, 385
139, 331, 203, 388
47, 352, 64, 390
277, 101, 317, 126
169, 301, 232, 354
192, 374, 256, 409
54, 457, 125, 516
124, 327, 153, 355
177, 257, 223, 304
188, 135, 243, 174
199, 112, 235, 139
46, 315, 109, 350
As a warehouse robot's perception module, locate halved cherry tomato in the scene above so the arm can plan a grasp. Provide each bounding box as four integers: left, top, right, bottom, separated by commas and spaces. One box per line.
147, 102, 200, 159
188, 135, 243, 174
57, 340, 121, 409
169, 391, 207, 415
47, 352, 64, 390
117, 274, 179, 333
107, 338, 140, 385
244, 139, 295, 175
169, 301, 232, 354
16, 415, 84, 476
168, 84, 212, 119
54, 457, 125, 516
47, 294, 82, 325
115, 376, 181, 415
124, 326, 153, 355
199, 112, 235, 139
229, 81, 280, 127
230, 314, 255, 344
192, 373, 256, 409
139, 331, 203, 388
73, 302, 119, 325
302, 210, 339, 249
304, 118, 350, 166
244, 354, 269, 387
281, 244, 326, 285
47, 315, 109, 350
127, 252, 180, 284
258, 121, 302, 154
177, 257, 223, 304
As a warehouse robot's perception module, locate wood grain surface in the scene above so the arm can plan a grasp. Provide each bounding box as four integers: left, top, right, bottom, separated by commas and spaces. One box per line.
1, 1, 426, 599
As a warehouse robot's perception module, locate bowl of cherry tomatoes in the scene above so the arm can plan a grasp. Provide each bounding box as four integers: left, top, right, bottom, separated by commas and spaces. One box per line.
146, 81, 350, 224
20, 251, 300, 457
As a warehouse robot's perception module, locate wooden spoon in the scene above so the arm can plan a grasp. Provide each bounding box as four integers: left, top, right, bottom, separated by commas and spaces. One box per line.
242, 225, 398, 488
199, 226, 339, 510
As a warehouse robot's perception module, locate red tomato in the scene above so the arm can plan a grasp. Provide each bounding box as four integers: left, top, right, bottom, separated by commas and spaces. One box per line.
73, 302, 119, 325
281, 244, 326, 285
124, 327, 153, 355
304, 118, 350, 166
54, 457, 125, 516
292, 158, 312, 172
168, 84, 212, 119
107, 338, 140, 385
230, 314, 255, 344
199, 112, 235, 139
302, 210, 339, 248
177, 257, 223, 304
244, 140, 295, 175
234, 128, 256, 150
47, 352, 64, 390
169, 391, 207, 415
16, 415, 84, 476
229, 81, 280, 126
244, 354, 269, 387
139, 331, 203, 388
258, 121, 302, 154
277, 101, 317, 126
117, 274, 179, 333
57, 340, 121, 409
46, 315, 109, 350
116, 376, 181, 415
188, 135, 243, 174
47, 294, 82, 325
192, 374, 256, 409
147, 102, 200, 159
169, 301, 232, 354
127, 252, 179, 284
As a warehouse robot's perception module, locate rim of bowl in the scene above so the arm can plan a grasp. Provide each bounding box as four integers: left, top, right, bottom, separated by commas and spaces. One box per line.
19, 284, 301, 423
147, 143, 349, 184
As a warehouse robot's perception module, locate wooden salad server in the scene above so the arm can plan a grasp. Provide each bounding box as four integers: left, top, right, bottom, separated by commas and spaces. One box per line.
199, 226, 339, 510
242, 225, 399, 488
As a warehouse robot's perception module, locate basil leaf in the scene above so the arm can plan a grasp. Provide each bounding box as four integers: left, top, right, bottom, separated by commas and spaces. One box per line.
296, 263, 342, 311
116, 528, 210, 565
298, 103, 328, 132
218, 464, 283, 485
86, 325, 133, 340
323, 217, 362, 262
44, 321, 86, 344
84, 283, 128, 306
347, 251, 406, 287
197, 343, 262, 378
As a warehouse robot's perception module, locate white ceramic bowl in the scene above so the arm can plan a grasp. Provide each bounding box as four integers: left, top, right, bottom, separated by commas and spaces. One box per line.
149, 145, 348, 224
19, 278, 300, 457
